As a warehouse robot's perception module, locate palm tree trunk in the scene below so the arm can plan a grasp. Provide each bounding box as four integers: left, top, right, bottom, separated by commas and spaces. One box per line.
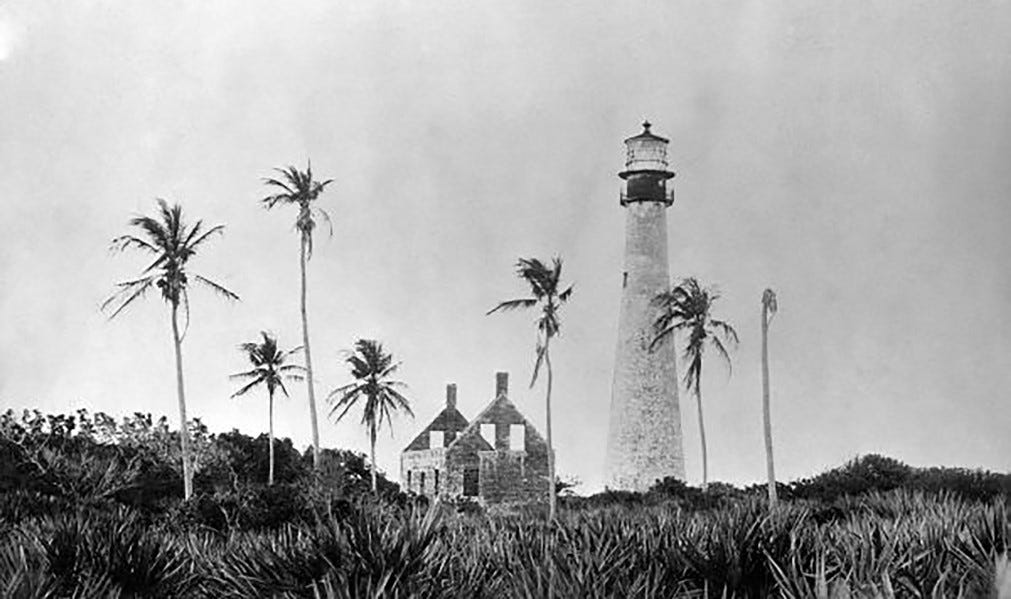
762, 302, 777, 508
268, 389, 275, 486
170, 302, 193, 500
696, 368, 708, 492
370, 422, 378, 494
544, 340, 556, 520
300, 234, 321, 470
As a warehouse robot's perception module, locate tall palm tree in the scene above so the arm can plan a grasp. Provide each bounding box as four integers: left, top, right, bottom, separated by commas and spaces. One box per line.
761, 288, 779, 508
651, 277, 737, 492
261, 161, 333, 470
103, 199, 238, 499
327, 339, 414, 494
488, 257, 573, 520
230, 332, 306, 485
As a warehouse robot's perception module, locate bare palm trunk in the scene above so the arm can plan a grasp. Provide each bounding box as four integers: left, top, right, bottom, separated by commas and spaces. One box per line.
762, 301, 777, 508
170, 302, 193, 500
268, 389, 275, 486
545, 341, 557, 520
370, 421, 378, 495
300, 234, 321, 470
696, 368, 708, 492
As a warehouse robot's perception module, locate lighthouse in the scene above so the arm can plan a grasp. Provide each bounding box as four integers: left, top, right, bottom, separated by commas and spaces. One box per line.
604, 121, 685, 491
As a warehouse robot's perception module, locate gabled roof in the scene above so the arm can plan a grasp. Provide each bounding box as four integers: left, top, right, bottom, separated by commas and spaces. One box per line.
403, 404, 469, 452
447, 391, 546, 451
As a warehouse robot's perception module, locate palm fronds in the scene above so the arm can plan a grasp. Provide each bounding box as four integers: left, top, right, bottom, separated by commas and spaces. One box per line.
103, 199, 238, 316
260, 161, 334, 258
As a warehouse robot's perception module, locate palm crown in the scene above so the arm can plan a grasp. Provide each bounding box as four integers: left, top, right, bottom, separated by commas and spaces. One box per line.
261, 162, 334, 257
487, 257, 574, 385
230, 332, 306, 399
328, 340, 414, 432
652, 277, 738, 393
102, 199, 238, 325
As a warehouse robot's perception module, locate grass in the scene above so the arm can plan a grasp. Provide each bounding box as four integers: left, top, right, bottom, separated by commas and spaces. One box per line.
0, 490, 1007, 598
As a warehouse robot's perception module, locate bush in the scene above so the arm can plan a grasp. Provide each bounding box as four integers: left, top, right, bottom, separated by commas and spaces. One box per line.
791, 454, 913, 501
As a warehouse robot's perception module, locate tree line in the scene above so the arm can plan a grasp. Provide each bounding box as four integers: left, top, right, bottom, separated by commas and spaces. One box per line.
98, 160, 789, 516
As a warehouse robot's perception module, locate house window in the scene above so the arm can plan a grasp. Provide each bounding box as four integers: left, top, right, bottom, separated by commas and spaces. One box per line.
509, 424, 525, 450
407, 470, 412, 491
420, 471, 426, 494
480, 423, 496, 447
463, 468, 479, 496
429, 430, 444, 449
434, 469, 439, 493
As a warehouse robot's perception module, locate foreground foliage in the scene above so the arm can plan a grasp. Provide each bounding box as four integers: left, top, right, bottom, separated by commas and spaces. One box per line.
2, 410, 1009, 597
0, 492, 1007, 598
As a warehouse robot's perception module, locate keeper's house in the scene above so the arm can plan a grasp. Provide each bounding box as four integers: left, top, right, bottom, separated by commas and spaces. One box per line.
400, 372, 550, 504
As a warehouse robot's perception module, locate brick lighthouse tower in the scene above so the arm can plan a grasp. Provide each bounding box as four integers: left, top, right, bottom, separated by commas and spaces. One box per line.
605, 121, 685, 491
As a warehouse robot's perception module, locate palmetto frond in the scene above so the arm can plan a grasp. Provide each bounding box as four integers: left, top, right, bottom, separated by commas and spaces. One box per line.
100, 276, 157, 320
486, 298, 538, 315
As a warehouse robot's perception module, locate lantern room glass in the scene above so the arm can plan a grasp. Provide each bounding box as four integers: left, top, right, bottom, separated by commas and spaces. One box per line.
625, 137, 669, 172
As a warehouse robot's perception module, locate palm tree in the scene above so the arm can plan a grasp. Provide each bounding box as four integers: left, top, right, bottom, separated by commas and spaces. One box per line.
230, 332, 305, 485
488, 257, 573, 520
761, 288, 779, 508
327, 339, 414, 494
261, 161, 333, 470
102, 199, 238, 499
651, 277, 737, 492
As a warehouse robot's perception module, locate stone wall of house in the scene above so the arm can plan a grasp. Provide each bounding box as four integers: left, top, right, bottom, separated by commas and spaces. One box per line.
400, 448, 446, 498
447, 376, 550, 505
402, 373, 550, 505
477, 431, 550, 503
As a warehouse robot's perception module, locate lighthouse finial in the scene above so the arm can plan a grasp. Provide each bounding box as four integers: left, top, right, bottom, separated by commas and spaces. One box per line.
642, 120, 652, 132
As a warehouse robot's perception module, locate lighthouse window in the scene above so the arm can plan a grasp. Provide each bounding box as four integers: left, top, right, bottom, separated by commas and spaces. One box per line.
623, 272, 628, 288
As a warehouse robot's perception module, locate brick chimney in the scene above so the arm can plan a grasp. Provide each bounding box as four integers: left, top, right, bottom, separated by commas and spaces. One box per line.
446, 383, 457, 410
495, 371, 508, 397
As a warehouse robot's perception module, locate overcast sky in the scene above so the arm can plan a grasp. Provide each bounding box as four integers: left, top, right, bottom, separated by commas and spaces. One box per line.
2, 1, 1010, 492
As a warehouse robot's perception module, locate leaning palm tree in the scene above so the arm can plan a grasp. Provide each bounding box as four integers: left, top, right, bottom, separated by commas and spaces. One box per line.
488, 257, 573, 520
261, 161, 333, 470
230, 332, 305, 485
102, 199, 238, 499
761, 288, 779, 508
651, 277, 737, 492
327, 339, 414, 494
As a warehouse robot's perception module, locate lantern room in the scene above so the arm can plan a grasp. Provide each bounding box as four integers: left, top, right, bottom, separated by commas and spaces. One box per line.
619, 121, 675, 205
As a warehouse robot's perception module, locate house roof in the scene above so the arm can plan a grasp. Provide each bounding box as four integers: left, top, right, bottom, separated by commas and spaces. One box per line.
446, 390, 546, 451
403, 404, 469, 452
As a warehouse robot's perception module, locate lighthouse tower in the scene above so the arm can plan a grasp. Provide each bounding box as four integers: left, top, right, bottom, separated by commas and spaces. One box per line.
605, 121, 685, 491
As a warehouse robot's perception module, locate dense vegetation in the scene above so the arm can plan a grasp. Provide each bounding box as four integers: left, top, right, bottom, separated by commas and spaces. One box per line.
2, 409, 1008, 597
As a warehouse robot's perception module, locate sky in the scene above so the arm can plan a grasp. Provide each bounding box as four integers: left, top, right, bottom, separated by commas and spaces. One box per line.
1, 1, 1010, 493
